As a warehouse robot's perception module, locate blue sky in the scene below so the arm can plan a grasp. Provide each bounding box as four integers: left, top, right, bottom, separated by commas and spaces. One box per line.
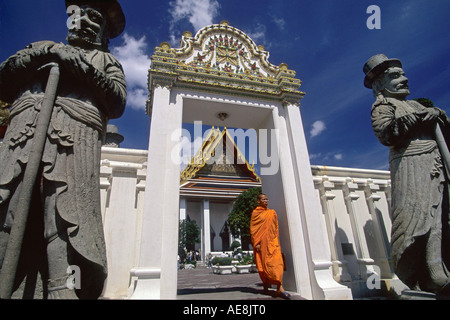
1, 0, 449, 171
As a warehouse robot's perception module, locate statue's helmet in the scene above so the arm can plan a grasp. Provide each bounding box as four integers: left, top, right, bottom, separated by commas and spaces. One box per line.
363, 54, 402, 89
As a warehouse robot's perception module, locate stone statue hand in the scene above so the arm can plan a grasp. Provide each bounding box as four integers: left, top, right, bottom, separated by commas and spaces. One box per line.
0, 41, 55, 74
27, 41, 57, 56
416, 108, 442, 122
399, 112, 418, 128
49, 45, 92, 80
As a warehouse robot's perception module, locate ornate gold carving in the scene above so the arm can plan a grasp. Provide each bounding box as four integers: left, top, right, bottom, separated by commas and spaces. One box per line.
180, 127, 261, 184
147, 22, 305, 113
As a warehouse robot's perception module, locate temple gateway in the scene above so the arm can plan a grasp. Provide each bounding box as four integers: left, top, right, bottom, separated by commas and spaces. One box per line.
180, 126, 262, 256
95, 21, 403, 300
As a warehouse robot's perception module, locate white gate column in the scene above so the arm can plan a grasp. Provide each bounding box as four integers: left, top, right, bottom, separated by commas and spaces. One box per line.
259, 104, 313, 298
202, 199, 211, 260
129, 85, 182, 299
282, 102, 353, 299
179, 197, 186, 220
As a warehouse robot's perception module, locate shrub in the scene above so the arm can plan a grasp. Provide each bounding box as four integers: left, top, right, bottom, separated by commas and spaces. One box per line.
238, 254, 254, 265
227, 187, 262, 249
212, 256, 233, 266
230, 240, 241, 251
186, 260, 197, 267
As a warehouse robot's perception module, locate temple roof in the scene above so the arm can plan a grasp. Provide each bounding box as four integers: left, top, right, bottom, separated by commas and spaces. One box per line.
147, 21, 305, 114
181, 126, 261, 183
180, 127, 261, 199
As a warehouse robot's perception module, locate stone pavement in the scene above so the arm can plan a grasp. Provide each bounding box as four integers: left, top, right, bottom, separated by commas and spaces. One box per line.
177, 265, 305, 300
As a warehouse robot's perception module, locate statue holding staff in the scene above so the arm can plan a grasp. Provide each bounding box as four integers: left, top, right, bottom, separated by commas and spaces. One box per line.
0, 0, 126, 299
364, 54, 450, 295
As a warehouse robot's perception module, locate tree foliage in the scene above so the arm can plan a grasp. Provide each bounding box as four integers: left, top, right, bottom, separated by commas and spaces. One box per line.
178, 219, 200, 261
414, 97, 435, 108
227, 187, 262, 240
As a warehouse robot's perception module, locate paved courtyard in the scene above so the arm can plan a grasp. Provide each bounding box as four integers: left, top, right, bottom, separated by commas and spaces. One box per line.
177, 265, 305, 300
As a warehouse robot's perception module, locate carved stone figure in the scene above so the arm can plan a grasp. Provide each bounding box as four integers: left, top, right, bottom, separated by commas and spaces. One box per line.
364, 54, 450, 295
0, 101, 9, 139
104, 124, 124, 147
0, 0, 126, 299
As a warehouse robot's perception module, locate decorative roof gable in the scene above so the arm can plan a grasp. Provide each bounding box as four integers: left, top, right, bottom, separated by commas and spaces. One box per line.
180, 126, 261, 184
147, 21, 305, 114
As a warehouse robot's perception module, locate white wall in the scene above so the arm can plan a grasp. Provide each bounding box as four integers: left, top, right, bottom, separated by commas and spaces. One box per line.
311, 165, 404, 297
99, 146, 147, 299
100, 146, 402, 299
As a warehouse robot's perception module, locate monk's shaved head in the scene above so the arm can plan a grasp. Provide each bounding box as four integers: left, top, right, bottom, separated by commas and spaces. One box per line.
257, 193, 267, 200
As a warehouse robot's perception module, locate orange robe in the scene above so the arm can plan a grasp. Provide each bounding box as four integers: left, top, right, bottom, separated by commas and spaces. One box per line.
250, 206, 284, 286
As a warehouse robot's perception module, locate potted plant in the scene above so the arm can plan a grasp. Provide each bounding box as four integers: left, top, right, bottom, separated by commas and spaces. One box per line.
235, 254, 255, 274
211, 256, 233, 275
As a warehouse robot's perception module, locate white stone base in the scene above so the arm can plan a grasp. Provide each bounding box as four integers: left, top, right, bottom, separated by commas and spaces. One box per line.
212, 266, 233, 275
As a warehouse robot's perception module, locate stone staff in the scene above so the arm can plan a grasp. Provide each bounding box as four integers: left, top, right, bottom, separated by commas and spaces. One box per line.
435, 122, 450, 179
0, 63, 60, 299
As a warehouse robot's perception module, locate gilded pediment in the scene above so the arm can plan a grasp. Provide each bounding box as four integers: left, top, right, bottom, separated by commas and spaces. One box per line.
180, 126, 260, 184
147, 21, 304, 114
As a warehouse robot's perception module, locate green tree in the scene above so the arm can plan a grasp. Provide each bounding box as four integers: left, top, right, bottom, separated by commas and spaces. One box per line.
227, 187, 261, 250
186, 220, 200, 252
414, 97, 435, 108
178, 219, 200, 262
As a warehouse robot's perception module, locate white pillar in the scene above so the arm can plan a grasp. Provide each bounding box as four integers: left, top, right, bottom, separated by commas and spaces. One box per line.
343, 179, 378, 280
102, 166, 138, 298
364, 181, 394, 278
129, 86, 182, 299
179, 197, 186, 220
315, 176, 352, 283
260, 104, 312, 298
261, 102, 352, 300
202, 199, 211, 260
365, 182, 406, 293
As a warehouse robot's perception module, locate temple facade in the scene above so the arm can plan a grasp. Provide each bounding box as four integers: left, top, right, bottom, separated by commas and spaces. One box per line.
99, 144, 402, 299
180, 126, 261, 258
97, 21, 405, 300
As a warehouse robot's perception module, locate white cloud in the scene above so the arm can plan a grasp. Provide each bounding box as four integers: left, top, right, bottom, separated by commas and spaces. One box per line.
112, 33, 149, 89
272, 16, 286, 30
310, 120, 326, 137
400, 4, 412, 20
309, 153, 321, 161
126, 88, 148, 111
168, 0, 220, 46
111, 33, 151, 110
247, 23, 268, 47
309, 152, 343, 164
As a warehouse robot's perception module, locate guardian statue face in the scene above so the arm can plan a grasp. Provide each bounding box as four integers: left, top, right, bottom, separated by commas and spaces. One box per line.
66, 5, 108, 49
378, 67, 410, 99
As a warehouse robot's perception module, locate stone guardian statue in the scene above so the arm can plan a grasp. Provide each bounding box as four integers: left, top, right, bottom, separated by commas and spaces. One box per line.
364, 54, 450, 296
0, 0, 126, 299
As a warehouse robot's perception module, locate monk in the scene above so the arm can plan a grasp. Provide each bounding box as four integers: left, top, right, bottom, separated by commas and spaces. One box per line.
250, 193, 291, 299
